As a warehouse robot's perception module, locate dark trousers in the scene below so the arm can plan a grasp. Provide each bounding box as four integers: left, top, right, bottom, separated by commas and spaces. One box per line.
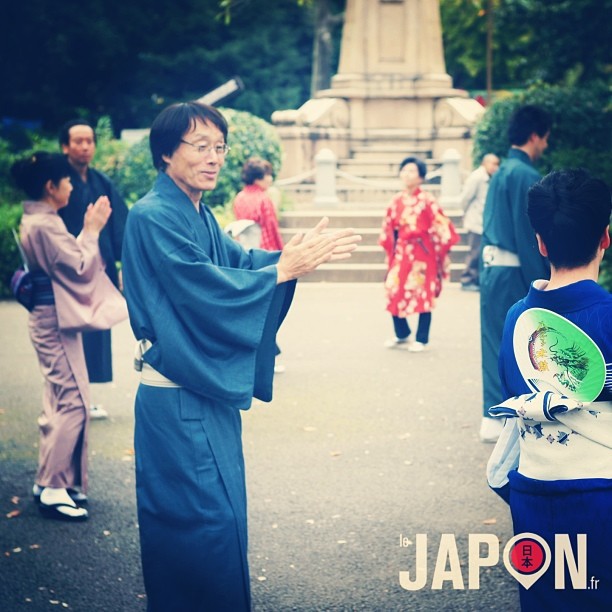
392, 313, 432, 344
480, 265, 530, 416
460, 231, 481, 286
82, 329, 113, 383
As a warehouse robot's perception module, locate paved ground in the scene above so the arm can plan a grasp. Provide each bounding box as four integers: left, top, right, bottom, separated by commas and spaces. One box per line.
0, 283, 520, 611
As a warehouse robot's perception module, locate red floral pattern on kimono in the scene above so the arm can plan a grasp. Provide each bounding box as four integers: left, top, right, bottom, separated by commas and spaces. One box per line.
379, 187, 459, 317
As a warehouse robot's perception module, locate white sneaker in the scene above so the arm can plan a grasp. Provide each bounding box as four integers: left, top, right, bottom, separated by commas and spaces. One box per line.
479, 416, 504, 443
274, 363, 286, 374
408, 341, 427, 353
384, 337, 409, 349
90, 404, 108, 420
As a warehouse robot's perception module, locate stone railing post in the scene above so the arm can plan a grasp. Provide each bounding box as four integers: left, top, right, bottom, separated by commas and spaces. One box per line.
314, 148, 339, 206
439, 148, 462, 206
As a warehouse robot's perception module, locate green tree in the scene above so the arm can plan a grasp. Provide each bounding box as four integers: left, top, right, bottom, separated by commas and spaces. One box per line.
501, 0, 612, 85
0, 0, 325, 132
440, 0, 611, 91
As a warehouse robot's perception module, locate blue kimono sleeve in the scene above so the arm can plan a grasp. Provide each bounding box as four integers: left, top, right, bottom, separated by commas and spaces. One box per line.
509, 167, 549, 286
123, 200, 294, 406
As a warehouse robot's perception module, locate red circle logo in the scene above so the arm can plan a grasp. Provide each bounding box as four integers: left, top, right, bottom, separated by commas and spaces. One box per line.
509, 537, 546, 575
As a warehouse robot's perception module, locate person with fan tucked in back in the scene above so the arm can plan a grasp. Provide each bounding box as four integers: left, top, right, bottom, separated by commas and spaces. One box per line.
490, 169, 611, 611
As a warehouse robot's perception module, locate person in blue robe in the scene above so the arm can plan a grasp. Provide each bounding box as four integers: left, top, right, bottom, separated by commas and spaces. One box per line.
121, 101, 359, 611
479, 105, 552, 442
493, 169, 611, 610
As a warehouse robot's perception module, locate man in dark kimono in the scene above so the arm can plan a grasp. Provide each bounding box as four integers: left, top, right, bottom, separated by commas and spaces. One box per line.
121, 101, 359, 611
59, 120, 129, 418
479, 105, 552, 442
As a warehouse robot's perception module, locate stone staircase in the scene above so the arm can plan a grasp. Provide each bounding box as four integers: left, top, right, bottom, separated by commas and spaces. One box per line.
278, 204, 467, 283
277, 145, 467, 283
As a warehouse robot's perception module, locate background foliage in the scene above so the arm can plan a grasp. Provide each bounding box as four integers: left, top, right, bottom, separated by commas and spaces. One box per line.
472, 81, 612, 184
209, 108, 282, 208
0, 205, 24, 300
441, 0, 611, 91
2, 0, 608, 131
0, 0, 332, 132
472, 81, 612, 288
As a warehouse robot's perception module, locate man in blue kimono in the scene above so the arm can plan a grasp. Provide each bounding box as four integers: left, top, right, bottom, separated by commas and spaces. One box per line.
491, 169, 611, 610
479, 105, 552, 442
59, 119, 129, 419
121, 101, 359, 611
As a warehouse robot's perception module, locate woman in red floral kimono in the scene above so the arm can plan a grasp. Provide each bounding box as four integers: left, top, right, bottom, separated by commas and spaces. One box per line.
379, 157, 459, 352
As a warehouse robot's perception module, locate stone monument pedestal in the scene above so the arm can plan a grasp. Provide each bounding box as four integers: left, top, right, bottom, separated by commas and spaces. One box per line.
272, 0, 484, 179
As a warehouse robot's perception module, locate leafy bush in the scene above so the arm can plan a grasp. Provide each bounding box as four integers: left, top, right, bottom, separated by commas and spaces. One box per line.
472, 81, 612, 290
0, 132, 58, 206
599, 248, 612, 290
90, 116, 130, 185
113, 135, 157, 206
207, 107, 282, 209
472, 81, 612, 184
0, 205, 24, 298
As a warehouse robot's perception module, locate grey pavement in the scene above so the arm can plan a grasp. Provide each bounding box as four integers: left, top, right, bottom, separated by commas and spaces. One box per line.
0, 284, 520, 611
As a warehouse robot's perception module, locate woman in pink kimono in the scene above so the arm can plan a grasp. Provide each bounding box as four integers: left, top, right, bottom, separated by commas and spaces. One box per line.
11, 152, 127, 521
379, 157, 459, 352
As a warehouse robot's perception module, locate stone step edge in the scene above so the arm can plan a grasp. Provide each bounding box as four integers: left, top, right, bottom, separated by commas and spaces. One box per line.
280, 209, 464, 218
312, 262, 466, 271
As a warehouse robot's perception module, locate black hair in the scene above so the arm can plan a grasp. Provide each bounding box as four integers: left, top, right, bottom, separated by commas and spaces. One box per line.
507, 105, 552, 147
59, 119, 96, 147
241, 157, 273, 185
399, 156, 427, 178
11, 152, 72, 200
528, 168, 611, 268
149, 101, 229, 171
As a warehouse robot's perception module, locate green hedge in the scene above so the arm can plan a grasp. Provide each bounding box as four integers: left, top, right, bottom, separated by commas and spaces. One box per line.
211, 107, 282, 208
0, 205, 24, 298
473, 81, 612, 291
0, 109, 283, 298
473, 81, 612, 184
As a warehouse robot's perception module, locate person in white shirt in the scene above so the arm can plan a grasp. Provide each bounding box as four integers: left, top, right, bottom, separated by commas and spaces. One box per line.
459, 153, 499, 291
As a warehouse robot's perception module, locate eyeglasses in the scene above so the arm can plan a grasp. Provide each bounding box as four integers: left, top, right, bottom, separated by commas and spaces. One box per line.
180, 140, 231, 156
